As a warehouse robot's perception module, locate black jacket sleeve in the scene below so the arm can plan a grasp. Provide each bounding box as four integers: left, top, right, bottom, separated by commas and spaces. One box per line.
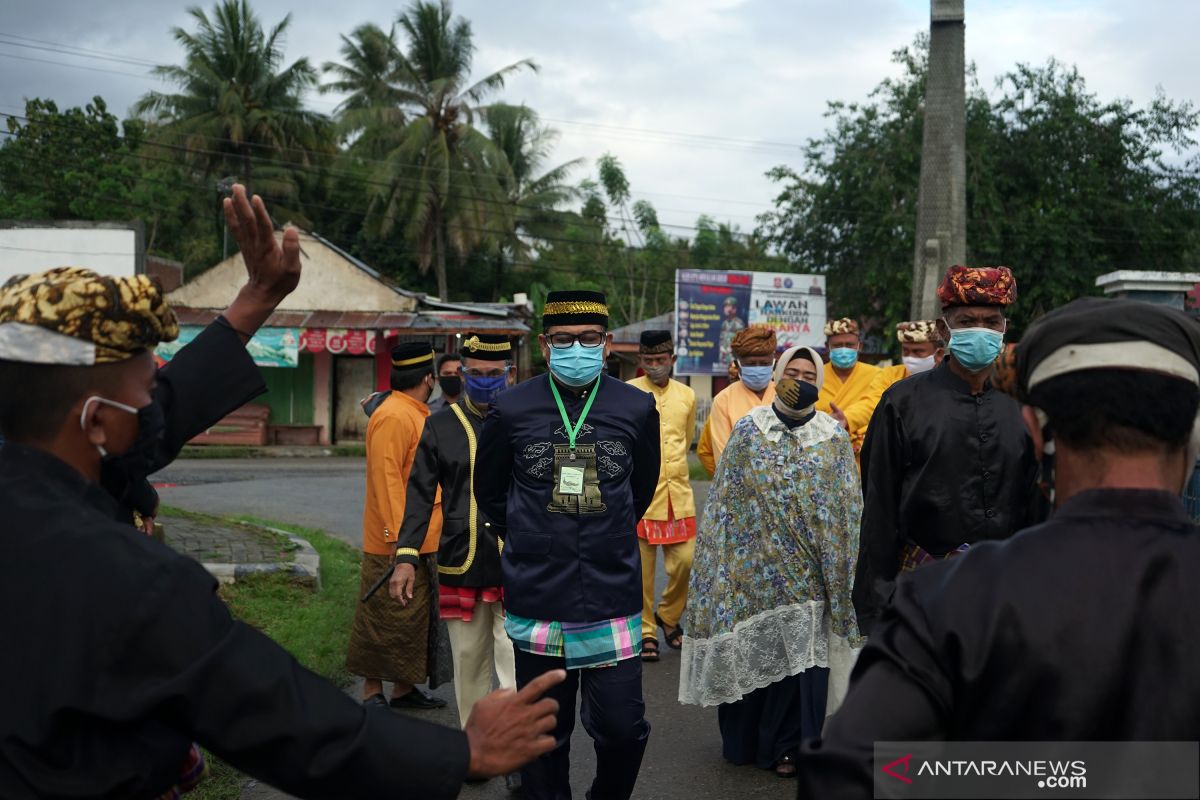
104, 555, 470, 799
395, 420, 442, 566
475, 402, 513, 529
853, 396, 907, 636
797, 573, 950, 800
152, 317, 267, 468
630, 394, 661, 521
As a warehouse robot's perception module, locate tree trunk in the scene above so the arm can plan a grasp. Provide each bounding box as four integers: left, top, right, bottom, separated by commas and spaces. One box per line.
434, 215, 449, 300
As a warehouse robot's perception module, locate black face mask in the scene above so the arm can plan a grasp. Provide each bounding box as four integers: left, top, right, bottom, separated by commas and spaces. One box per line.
438, 375, 462, 398
98, 401, 167, 504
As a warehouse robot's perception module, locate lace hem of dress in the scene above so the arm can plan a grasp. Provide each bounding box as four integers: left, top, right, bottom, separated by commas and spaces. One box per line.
678, 600, 855, 708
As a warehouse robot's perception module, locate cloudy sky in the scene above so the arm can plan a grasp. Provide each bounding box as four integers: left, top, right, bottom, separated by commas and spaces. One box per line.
2, 0, 1197, 234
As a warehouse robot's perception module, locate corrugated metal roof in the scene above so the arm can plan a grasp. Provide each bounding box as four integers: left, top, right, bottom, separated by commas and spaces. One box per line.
171, 307, 527, 334
610, 311, 674, 344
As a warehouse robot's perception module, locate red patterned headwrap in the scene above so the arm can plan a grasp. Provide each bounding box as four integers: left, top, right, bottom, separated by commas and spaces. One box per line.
936, 265, 1017, 309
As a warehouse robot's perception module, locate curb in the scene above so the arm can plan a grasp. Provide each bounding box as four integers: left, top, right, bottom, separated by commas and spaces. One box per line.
201, 527, 322, 591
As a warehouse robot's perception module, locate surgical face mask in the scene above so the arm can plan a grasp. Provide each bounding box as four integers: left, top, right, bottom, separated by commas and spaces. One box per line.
902, 355, 936, 375
464, 373, 508, 406
549, 343, 605, 387
642, 363, 672, 384
829, 347, 859, 369
438, 375, 462, 398
945, 324, 1005, 373
773, 377, 820, 419
739, 364, 773, 391
81, 396, 166, 488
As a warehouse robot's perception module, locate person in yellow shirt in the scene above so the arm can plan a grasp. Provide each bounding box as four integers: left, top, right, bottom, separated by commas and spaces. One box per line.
346, 342, 447, 711
628, 330, 698, 661
842, 320, 944, 441
696, 361, 739, 477
708, 325, 777, 468
816, 318, 880, 458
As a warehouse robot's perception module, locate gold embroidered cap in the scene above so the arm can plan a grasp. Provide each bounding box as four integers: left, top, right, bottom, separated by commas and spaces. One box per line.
824, 318, 860, 338
0, 266, 179, 366
542, 290, 608, 329
461, 332, 512, 362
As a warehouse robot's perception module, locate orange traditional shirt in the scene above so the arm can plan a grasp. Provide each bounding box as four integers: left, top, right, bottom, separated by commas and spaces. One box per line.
361, 391, 442, 557
708, 380, 776, 468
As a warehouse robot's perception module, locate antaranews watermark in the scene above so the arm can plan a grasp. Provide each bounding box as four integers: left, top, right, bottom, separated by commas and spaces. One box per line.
873, 741, 1198, 799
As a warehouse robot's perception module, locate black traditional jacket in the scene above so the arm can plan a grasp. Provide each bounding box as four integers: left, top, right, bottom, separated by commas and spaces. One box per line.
799, 489, 1200, 799
853, 359, 1040, 633
396, 398, 503, 587
475, 373, 660, 622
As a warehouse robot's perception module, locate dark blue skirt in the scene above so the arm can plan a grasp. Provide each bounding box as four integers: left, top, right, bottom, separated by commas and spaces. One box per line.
717, 667, 830, 769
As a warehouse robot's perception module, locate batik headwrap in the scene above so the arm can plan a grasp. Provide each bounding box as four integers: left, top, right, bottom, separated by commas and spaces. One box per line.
730, 325, 776, 359
895, 320, 938, 344
936, 265, 1017, 308
823, 318, 859, 338
0, 266, 179, 365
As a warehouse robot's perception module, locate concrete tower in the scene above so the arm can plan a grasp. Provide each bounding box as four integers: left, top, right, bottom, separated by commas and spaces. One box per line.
911, 0, 967, 318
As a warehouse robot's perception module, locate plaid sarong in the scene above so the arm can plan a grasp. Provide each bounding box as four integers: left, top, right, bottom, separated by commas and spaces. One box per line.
899, 541, 971, 573
505, 612, 641, 669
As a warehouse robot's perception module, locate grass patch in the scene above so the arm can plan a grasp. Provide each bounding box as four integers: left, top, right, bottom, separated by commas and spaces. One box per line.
687, 452, 711, 482
177, 513, 362, 800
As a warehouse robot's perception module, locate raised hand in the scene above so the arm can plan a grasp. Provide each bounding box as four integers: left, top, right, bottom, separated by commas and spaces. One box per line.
220, 184, 301, 338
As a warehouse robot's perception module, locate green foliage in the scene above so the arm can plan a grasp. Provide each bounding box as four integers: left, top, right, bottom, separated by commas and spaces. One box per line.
756, 37, 1200, 340
134, 0, 334, 202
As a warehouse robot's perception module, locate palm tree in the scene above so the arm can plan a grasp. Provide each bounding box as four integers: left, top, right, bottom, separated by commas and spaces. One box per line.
135, 0, 332, 200
485, 103, 582, 296
366, 0, 537, 300
320, 23, 407, 156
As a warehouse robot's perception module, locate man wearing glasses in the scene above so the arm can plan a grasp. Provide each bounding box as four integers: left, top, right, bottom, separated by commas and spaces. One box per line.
476, 290, 662, 800
852, 266, 1040, 637
392, 332, 522, 792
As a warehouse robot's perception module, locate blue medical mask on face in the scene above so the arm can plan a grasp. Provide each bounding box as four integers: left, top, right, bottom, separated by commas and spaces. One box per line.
946, 324, 1004, 373
739, 364, 773, 391
464, 373, 508, 405
549, 343, 605, 387
829, 347, 858, 369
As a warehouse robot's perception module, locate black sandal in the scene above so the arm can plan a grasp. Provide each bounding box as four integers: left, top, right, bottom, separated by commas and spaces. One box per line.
774, 754, 798, 778
641, 637, 660, 662
656, 613, 684, 650
362, 693, 388, 708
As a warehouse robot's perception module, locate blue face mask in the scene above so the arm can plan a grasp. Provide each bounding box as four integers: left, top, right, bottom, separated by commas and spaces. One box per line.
739, 364, 773, 391
829, 347, 859, 369
946, 325, 1004, 372
464, 373, 508, 405
549, 343, 605, 387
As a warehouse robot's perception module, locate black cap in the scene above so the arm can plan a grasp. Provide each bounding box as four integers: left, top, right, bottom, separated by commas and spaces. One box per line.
543, 290, 609, 329
639, 330, 673, 354
391, 342, 435, 371
1016, 297, 1200, 401
461, 332, 512, 362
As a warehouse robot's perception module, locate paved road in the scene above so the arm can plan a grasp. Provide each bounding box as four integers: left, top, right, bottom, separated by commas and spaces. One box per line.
156, 459, 787, 799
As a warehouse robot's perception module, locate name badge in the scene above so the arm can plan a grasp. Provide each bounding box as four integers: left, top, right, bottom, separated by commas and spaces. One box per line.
558, 465, 585, 495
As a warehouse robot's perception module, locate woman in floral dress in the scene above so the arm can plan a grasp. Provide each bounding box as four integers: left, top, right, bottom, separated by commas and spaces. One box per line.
679, 345, 864, 777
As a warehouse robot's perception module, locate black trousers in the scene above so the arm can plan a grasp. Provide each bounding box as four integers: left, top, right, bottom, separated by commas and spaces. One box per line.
513, 647, 650, 800
717, 667, 829, 769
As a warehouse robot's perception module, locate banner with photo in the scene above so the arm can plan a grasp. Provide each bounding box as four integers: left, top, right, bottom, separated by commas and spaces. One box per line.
674, 269, 826, 376
156, 326, 300, 368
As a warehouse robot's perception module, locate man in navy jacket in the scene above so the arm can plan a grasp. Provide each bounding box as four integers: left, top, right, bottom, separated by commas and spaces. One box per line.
476, 290, 661, 800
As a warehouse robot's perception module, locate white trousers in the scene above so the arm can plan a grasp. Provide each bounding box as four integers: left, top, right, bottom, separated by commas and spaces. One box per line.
445, 600, 517, 727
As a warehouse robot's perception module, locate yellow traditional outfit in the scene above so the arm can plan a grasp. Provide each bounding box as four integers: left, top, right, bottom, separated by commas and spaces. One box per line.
346, 344, 444, 686
842, 320, 940, 443
628, 331, 698, 650
816, 318, 879, 458
708, 326, 777, 466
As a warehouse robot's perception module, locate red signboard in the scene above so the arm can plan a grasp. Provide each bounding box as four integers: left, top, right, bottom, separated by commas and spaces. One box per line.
301, 329, 327, 353
345, 329, 368, 355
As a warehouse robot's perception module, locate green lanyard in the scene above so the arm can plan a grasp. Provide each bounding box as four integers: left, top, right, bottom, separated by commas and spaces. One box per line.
548, 375, 601, 460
